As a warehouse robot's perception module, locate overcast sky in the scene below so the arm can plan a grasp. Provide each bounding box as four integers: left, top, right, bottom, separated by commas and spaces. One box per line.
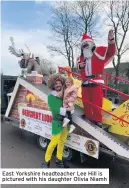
1, 0, 129, 75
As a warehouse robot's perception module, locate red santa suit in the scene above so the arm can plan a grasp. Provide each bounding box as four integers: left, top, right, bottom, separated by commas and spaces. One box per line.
77, 33, 116, 123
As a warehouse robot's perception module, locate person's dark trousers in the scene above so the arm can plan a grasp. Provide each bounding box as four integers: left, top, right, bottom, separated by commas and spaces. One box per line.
66, 111, 73, 125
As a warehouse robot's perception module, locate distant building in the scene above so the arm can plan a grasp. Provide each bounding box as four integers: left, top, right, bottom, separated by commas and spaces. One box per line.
104, 62, 129, 96
104, 62, 129, 80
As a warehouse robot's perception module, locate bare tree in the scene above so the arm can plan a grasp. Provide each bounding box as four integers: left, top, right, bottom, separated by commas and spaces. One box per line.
125, 63, 129, 79
47, 1, 100, 69
72, 1, 101, 37
47, 2, 78, 69
104, 0, 129, 80
39, 58, 56, 74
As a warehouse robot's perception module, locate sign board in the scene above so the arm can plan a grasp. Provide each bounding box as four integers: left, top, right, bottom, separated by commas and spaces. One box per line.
19, 106, 99, 159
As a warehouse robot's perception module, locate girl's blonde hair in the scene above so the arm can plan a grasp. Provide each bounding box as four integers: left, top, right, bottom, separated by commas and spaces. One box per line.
65, 77, 74, 87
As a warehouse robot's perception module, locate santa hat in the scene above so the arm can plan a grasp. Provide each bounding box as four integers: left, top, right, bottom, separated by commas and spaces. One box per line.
81, 33, 94, 47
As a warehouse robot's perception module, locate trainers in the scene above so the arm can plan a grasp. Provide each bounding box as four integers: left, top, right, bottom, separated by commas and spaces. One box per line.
63, 118, 70, 127
103, 127, 109, 132
69, 124, 76, 134
81, 114, 85, 119
42, 161, 50, 168
92, 121, 103, 128
96, 122, 103, 128
55, 159, 69, 168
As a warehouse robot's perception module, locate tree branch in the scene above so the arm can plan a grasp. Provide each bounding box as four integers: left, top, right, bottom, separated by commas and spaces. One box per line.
104, 0, 129, 78
47, 45, 68, 59
120, 46, 129, 56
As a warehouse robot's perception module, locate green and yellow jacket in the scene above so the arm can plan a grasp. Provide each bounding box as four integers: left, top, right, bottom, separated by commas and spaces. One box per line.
48, 91, 67, 135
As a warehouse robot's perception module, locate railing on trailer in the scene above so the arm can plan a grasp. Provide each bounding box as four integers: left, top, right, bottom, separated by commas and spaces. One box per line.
104, 72, 129, 98
58, 66, 129, 125
104, 71, 129, 85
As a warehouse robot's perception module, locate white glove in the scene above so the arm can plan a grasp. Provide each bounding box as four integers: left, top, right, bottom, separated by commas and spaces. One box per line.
71, 109, 74, 114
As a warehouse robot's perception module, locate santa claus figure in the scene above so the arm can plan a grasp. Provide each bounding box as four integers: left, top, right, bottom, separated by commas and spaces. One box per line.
76, 30, 116, 128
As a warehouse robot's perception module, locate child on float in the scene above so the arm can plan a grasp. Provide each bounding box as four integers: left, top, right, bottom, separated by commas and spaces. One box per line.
57, 77, 79, 134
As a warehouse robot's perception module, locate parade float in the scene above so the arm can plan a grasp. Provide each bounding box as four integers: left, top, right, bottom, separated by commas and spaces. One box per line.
3, 36, 129, 164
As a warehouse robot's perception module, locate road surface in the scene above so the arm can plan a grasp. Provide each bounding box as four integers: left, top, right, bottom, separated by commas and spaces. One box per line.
1, 120, 129, 188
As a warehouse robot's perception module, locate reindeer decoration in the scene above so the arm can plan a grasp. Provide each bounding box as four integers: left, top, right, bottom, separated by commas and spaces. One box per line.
8, 37, 56, 77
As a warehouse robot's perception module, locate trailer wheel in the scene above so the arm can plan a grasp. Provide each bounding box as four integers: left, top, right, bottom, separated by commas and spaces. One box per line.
63, 146, 73, 161
37, 136, 49, 151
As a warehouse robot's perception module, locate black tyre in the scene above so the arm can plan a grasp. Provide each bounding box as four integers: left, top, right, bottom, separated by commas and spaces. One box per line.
37, 136, 50, 151
63, 146, 73, 161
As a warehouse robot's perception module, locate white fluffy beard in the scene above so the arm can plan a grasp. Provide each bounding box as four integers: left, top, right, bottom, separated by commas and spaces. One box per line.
82, 41, 95, 59
83, 48, 93, 59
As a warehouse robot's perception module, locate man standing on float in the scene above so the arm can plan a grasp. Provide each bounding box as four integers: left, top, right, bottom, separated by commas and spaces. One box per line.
76, 30, 116, 128
42, 74, 72, 168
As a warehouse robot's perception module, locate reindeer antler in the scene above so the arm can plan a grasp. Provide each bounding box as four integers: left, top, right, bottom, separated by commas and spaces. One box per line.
24, 44, 31, 54
8, 37, 24, 57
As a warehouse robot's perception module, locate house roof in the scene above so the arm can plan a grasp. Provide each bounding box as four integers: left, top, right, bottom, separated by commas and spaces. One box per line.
5, 77, 49, 118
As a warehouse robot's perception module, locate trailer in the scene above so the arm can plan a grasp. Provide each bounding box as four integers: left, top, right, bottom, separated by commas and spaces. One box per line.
3, 69, 129, 165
